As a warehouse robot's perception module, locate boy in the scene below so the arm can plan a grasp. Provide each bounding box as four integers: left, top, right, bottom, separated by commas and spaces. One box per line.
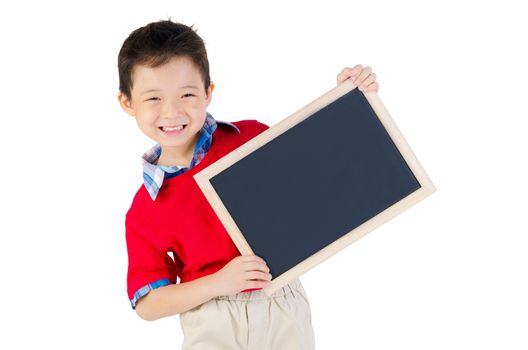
117, 19, 378, 349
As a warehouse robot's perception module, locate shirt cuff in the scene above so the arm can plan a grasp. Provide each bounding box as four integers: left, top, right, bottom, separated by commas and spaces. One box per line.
130, 278, 171, 309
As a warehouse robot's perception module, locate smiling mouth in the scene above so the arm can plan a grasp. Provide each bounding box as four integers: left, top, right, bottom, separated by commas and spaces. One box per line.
159, 125, 187, 132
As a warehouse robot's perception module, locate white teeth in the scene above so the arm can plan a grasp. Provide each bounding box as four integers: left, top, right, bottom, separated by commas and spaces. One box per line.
162, 125, 184, 131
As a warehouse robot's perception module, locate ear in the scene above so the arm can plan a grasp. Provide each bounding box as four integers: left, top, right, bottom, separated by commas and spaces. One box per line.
205, 81, 215, 107
117, 91, 136, 117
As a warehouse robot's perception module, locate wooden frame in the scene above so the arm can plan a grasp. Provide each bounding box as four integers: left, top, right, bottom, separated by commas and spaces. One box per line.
194, 79, 436, 295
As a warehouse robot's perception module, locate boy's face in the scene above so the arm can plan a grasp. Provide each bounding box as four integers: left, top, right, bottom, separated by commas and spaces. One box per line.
118, 56, 213, 162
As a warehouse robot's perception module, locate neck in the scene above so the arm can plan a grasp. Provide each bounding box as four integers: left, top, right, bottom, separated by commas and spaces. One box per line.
157, 135, 198, 167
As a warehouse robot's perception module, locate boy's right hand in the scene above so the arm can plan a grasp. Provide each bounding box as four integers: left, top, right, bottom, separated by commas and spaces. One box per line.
210, 255, 272, 297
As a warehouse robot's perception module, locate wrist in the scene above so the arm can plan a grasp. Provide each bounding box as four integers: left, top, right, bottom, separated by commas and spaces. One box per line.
201, 272, 221, 299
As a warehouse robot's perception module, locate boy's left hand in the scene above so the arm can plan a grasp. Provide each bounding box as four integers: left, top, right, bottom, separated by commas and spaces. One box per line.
336, 64, 379, 92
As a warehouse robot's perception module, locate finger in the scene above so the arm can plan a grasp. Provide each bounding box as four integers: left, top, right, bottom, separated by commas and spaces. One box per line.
247, 271, 272, 281
337, 65, 362, 78
336, 65, 362, 84
363, 82, 379, 93
239, 255, 267, 264
353, 66, 372, 86
245, 280, 271, 290
358, 73, 377, 91
244, 261, 270, 273
336, 64, 363, 85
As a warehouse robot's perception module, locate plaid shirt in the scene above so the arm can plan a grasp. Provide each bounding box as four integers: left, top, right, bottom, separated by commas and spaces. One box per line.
141, 112, 240, 201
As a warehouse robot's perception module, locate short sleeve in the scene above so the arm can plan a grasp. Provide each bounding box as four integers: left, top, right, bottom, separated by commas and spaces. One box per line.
125, 208, 180, 309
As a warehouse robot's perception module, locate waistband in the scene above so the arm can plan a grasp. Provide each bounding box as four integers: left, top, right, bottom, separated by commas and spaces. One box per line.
213, 278, 302, 301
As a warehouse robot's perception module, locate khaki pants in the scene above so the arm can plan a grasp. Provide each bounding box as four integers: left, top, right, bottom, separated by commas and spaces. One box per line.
179, 278, 315, 349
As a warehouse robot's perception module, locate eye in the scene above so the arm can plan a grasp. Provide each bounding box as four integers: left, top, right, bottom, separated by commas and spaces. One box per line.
146, 97, 160, 102
182, 93, 194, 98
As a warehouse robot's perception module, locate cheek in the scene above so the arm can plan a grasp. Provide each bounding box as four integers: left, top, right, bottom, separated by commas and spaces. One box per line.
134, 109, 160, 131
187, 97, 208, 109
187, 101, 208, 115
137, 106, 159, 120
134, 118, 151, 135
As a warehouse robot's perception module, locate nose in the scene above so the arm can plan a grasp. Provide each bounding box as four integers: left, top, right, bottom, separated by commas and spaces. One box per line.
161, 98, 185, 119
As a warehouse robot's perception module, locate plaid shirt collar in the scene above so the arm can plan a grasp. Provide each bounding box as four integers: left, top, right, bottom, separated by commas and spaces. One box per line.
141, 113, 240, 201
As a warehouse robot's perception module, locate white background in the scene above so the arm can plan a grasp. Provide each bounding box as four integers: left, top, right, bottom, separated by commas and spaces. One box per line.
1, 0, 527, 349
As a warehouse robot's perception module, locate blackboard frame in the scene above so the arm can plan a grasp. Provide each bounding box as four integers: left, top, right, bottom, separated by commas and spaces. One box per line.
194, 80, 435, 295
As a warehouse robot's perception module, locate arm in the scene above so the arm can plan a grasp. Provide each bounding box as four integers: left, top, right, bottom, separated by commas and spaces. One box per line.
135, 273, 218, 321
135, 255, 272, 321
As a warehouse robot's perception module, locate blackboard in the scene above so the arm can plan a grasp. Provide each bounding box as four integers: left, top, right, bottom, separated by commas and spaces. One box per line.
194, 80, 435, 295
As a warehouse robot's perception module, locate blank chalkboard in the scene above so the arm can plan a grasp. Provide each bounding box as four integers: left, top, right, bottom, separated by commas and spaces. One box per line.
194, 80, 435, 295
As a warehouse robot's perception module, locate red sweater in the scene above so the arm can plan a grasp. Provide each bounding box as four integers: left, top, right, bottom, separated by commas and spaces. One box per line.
126, 119, 269, 302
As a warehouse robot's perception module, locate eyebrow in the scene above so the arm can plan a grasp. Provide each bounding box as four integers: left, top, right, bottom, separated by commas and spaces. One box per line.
140, 85, 199, 95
